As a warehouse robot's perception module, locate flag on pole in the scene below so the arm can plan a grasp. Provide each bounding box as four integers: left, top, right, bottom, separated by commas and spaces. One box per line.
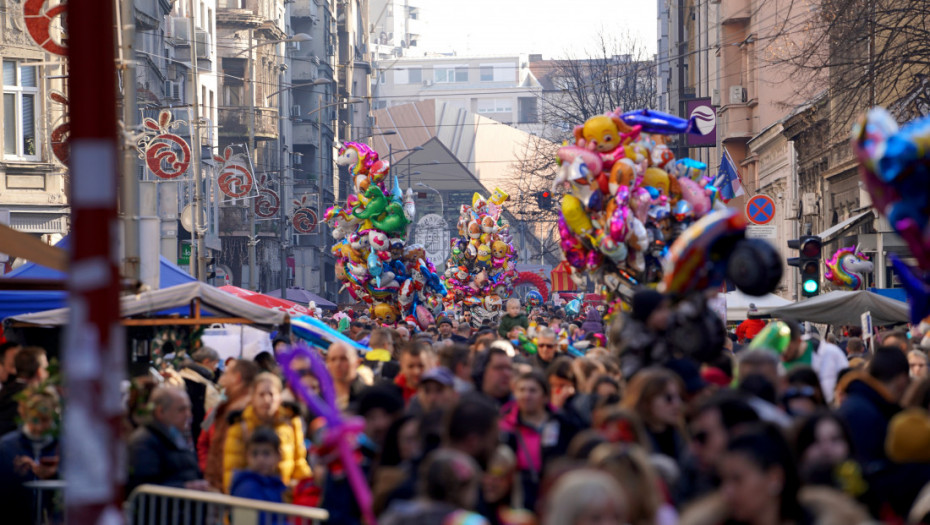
715, 148, 746, 202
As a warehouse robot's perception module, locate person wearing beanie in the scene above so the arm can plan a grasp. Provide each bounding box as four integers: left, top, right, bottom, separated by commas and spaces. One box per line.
580, 308, 604, 336
437, 317, 455, 342
886, 408, 930, 463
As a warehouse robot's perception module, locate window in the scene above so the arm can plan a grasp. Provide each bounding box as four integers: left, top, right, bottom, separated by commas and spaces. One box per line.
3, 61, 39, 159
476, 98, 513, 114
480, 66, 493, 82
433, 65, 467, 83
408, 67, 422, 83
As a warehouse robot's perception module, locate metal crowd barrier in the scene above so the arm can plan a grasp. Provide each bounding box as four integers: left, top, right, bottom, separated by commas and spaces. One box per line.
126, 484, 329, 525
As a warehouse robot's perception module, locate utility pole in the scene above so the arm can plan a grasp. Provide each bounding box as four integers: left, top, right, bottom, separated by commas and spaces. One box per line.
279, 61, 289, 294
317, 93, 326, 296
247, 28, 258, 291
66, 0, 124, 518
188, 0, 206, 281
118, 0, 140, 285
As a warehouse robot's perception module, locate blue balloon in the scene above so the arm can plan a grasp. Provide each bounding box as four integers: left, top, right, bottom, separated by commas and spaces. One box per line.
525, 290, 543, 307
620, 109, 698, 135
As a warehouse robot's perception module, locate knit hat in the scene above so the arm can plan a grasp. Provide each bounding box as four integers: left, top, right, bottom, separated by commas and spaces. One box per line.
886, 408, 930, 463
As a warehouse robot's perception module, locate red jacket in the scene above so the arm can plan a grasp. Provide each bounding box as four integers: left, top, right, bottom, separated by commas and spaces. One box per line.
394, 373, 417, 404
736, 318, 766, 343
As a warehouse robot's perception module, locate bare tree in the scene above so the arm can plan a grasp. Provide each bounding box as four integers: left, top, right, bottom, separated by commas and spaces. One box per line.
771, 0, 930, 127
503, 31, 657, 262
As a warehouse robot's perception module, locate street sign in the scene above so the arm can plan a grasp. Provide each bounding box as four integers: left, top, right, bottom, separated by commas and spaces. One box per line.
685, 98, 717, 148
746, 225, 777, 239
746, 194, 776, 225
178, 242, 192, 265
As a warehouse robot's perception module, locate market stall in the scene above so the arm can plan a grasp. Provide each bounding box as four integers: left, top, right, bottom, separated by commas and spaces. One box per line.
755, 289, 908, 326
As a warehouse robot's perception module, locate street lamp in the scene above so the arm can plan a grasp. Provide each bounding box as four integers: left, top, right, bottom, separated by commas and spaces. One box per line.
309, 96, 363, 297
235, 32, 312, 290
415, 182, 444, 217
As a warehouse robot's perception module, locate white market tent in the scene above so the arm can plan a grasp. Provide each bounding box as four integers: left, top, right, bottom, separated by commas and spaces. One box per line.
725, 290, 792, 322
758, 290, 909, 326
5, 281, 288, 330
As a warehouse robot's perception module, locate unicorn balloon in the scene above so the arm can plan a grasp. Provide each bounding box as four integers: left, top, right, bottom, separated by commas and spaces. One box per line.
824, 247, 873, 290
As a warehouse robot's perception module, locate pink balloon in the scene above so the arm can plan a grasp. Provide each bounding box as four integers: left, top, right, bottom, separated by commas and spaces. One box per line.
678, 177, 711, 216
630, 187, 652, 223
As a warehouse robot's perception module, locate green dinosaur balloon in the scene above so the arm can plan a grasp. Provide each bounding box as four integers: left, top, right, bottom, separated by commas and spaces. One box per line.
371, 202, 410, 234
353, 186, 388, 220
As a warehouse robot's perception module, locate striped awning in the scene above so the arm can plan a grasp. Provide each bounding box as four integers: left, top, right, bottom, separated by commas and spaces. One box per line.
550, 261, 577, 292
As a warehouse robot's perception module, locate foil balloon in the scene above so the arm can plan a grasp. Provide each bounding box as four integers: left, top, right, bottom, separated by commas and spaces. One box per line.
747, 321, 793, 354
852, 107, 930, 321
525, 290, 543, 307
565, 298, 582, 317
330, 144, 442, 323
620, 109, 698, 135
444, 192, 517, 327
824, 247, 873, 290
553, 108, 739, 317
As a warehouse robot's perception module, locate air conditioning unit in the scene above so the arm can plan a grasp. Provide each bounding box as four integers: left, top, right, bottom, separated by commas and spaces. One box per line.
711, 88, 720, 106
201, 117, 214, 144
165, 80, 181, 100
291, 104, 302, 117
310, 14, 320, 24
195, 30, 212, 60
310, 55, 321, 65
729, 85, 746, 104
289, 40, 301, 51
422, 79, 433, 86
170, 17, 191, 43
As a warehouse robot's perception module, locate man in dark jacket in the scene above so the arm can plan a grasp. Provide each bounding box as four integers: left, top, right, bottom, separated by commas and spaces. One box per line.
0, 346, 49, 437
127, 386, 209, 494
836, 346, 910, 466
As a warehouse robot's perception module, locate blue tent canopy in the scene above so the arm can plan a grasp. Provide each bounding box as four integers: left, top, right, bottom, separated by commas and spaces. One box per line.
0, 237, 196, 319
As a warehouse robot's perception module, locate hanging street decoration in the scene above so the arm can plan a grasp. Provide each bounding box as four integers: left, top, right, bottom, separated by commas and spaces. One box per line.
214, 145, 254, 198
48, 90, 69, 165
292, 194, 318, 234
138, 110, 191, 180
254, 174, 281, 218
24, 0, 67, 56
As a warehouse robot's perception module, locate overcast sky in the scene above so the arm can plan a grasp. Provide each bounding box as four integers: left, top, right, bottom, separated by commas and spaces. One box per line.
412, 0, 658, 59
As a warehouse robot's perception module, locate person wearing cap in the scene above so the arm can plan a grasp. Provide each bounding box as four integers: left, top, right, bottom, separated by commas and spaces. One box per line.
413, 367, 459, 414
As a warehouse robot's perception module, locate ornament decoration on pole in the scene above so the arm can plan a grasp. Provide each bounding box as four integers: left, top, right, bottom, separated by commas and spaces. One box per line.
214, 145, 254, 198
292, 194, 318, 234
24, 0, 67, 55
254, 174, 280, 218
138, 109, 191, 179
48, 90, 70, 164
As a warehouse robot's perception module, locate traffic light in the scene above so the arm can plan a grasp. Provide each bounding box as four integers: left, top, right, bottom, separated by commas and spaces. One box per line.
536, 190, 552, 209
787, 235, 822, 297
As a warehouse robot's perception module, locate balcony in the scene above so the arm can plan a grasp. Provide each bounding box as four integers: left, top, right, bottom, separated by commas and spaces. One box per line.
218, 106, 279, 141
718, 104, 753, 140
721, 0, 751, 24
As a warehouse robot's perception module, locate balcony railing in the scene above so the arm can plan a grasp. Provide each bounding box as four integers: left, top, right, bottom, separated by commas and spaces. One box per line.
218, 106, 279, 140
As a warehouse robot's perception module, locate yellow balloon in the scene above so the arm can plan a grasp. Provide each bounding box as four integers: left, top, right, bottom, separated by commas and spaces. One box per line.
489, 187, 510, 204
562, 194, 594, 237
643, 167, 670, 195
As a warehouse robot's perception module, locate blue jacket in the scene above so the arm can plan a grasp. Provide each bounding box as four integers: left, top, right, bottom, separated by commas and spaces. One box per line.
230, 470, 286, 503
0, 429, 59, 525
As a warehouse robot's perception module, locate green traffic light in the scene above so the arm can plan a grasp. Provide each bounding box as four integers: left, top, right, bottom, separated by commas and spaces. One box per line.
802, 279, 819, 294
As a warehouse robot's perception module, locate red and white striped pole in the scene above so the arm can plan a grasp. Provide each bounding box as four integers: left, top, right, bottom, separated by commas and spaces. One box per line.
64, 0, 125, 519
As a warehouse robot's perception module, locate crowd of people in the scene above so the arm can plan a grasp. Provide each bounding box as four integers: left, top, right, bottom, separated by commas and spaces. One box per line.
5, 292, 930, 524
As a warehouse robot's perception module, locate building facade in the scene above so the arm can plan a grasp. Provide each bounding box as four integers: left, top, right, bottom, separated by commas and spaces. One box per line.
0, 2, 70, 269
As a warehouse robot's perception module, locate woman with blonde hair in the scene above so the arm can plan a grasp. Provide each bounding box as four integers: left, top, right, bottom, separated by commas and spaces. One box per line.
222, 372, 310, 492
542, 469, 628, 525
620, 367, 687, 462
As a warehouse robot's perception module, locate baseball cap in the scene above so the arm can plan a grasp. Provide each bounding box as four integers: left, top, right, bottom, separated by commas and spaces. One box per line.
419, 366, 454, 387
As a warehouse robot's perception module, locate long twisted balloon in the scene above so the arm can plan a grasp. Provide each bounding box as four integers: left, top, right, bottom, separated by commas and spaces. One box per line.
277, 344, 375, 525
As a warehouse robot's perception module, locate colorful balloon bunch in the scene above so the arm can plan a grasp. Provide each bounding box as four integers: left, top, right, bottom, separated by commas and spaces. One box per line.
554, 110, 721, 312
853, 108, 930, 322
443, 189, 518, 327
326, 142, 446, 326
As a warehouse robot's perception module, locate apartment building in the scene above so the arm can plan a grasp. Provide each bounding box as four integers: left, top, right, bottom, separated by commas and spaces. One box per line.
375, 54, 542, 133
